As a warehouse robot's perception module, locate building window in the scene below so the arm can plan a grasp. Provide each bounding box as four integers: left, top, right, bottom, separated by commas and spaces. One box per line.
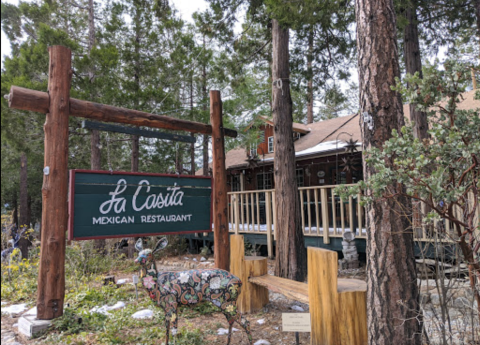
352, 167, 363, 183
231, 175, 241, 192
257, 172, 273, 190
249, 146, 257, 157
296, 168, 304, 187
259, 130, 265, 143
268, 136, 274, 153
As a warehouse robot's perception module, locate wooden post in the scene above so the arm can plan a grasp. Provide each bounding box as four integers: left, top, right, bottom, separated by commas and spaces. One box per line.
321, 188, 330, 244
230, 235, 268, 314
37, 46, 72, 320
265, 192, 273, 258
210, 90, 229, 271
308, 247, 367, 345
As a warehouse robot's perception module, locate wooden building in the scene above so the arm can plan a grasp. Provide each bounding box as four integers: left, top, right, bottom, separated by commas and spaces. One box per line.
223, 114, 363, 192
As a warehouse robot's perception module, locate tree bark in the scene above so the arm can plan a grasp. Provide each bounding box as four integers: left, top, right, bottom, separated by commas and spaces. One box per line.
190, 77, 195, 175
476, 0, 480, 39
202, 41, 210, 176
175, 144, 183, 174
87, 0, 105, 251
19, 152, 30, 258
272, 19, 307, 282
403, 3, 428, 140
12, 199, 18, 227
306, 28, 314, 124
88, 0, 100, 169
131, 135, 139, 172
356, 1, 422, 344
90, 129, 101, 170
37, 45, 71, 320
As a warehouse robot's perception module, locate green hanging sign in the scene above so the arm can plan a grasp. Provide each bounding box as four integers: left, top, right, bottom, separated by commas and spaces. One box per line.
68, 170, 212, 240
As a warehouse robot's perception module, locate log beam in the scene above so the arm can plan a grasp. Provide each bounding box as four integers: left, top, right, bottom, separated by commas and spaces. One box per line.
36, 46, 71, 320
210, 90, 230, 270
8, 86, 237, 138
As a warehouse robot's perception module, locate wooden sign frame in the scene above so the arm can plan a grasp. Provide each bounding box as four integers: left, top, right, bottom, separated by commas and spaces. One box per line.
68, 170, 213, 241
6, 46, 234, 320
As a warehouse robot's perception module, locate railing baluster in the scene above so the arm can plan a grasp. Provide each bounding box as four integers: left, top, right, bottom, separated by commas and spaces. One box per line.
307, 189, 312, 233
240, 193, 245, 232
234, 195, 240, 234
331, 189, 337, 235
314, 188, 320, 237
321, 188, 330, 244
348, 196, 353, 234
256, 192, 260, 233
272, 191, 277, 240
266, 192, 273, 258
300, 190, 305, 235
245, 192, 250, 232
228, 194, 235, 231
357, 194, 362, 237
340, 197, 345, 235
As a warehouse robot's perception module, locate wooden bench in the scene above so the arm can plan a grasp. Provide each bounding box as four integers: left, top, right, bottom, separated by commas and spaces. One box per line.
230, 234, 367, 345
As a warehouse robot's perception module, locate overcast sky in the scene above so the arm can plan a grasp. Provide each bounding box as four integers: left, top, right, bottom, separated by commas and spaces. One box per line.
1, 0, 209, 67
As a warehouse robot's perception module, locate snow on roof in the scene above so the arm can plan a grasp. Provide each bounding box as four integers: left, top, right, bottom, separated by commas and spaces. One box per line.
295, 140, 349, 157
259, 140, 361, 162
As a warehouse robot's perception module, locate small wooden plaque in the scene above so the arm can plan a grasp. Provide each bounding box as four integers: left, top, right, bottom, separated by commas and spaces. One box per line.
282, 313, 311, 332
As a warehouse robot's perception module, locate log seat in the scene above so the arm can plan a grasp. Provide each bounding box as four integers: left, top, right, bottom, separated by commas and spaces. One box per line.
248, 274, 366, 305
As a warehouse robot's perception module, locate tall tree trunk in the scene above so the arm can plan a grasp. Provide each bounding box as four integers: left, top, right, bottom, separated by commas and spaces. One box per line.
476, 0, 480, 39
27, 195, 32, 231
202, 35, 209, 176
132, 9, 141, 173
190, 76, 195, 175
190, 133, 195, 174
12, 199, 18, 227
128, 134, 139, 259
476, 0, 480, 89
356, 0, 421, 344
403, 2, 431, 237
131, 135, 140, 172
306, 28, 314, 124
175, 144, 183, 174
19, 152, 30, 258
403, 2, 428, 140
87, 0, 105, 251
272, 19, 307, 282
91, 129, 101, 170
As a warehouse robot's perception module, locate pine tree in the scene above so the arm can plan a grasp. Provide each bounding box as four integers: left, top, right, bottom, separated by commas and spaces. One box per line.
356, 0, 422, 343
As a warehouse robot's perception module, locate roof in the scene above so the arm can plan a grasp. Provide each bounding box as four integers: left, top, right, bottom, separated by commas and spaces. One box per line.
197, 90, 479, 173
258, 116, 311, 134
244, 116, 311, 134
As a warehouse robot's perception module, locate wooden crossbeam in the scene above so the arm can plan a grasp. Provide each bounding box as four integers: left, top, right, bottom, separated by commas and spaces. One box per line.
7, 86, 238, 138
81, 120, 196, 143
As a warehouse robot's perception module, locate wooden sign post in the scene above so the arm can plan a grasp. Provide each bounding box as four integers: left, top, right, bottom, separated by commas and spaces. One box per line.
7, 45, 236, 320
210, 91, 229, 271
36, 46, 71, 319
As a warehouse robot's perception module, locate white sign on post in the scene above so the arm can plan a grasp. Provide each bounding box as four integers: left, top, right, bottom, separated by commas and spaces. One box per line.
282, 313, 312, 333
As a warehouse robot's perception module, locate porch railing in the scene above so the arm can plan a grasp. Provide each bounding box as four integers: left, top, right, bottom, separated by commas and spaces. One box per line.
228, 184, 365, 257
227, 186, 479, 257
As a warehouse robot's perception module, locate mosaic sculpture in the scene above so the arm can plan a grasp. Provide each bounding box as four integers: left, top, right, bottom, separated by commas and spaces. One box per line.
135, 238, 252, 345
